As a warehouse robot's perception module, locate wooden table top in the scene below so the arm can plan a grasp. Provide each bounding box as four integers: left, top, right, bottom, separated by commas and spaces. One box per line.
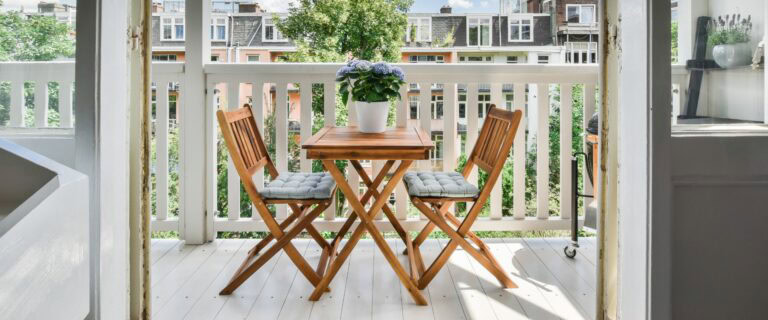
302, 126, 433, 160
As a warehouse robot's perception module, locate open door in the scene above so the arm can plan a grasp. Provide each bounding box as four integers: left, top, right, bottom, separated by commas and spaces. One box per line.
614, 0, 768, 319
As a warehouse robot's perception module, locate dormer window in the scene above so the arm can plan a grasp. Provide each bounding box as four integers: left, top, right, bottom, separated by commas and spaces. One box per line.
263, 17, 286, 42
508, 15, 533, 42
407, 17, 432, 42
211, 17, 227, 41
567, 4, 596, 24
467, 17, 492, 47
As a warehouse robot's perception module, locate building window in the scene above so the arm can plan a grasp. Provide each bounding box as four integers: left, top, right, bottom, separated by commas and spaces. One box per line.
505, 94, 514, 109
432, 95, 444, 120
459, 94, 467, 119
409, 95, 419, 120
567, 4, 596, 24
467, 17, 492, 47
247, 54, 261, 62
407, 17, 431, 42
508, 16, 533, 42
460, 56, 492, 63
211, 55, 220, 62
506, 56, 519, 64
263, 17, 286, 42
478, 93, 491, 118
161, 16, 184, 41
409, 55, 444, 63
152, 54, 177, 61
431, 133, 443, 162
538, 55, 550, 64
210, 17, 227, 41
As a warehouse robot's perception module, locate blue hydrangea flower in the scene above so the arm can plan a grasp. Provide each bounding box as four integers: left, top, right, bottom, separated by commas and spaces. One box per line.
336, 66, 354, 78
391, 67, 405, 81
372, 62, 392, 75
351, 60, 373, 71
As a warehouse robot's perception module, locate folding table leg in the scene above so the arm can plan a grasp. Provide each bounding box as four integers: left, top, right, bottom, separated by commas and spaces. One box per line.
309, 160, 428, 305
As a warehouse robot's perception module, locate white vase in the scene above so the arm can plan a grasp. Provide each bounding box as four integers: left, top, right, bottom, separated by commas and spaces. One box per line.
355, 101, 389, 133
712, 43, 752, 68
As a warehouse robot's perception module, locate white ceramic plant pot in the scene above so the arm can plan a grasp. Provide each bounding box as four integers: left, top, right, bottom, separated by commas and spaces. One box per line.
355, 101, 389, 133
712, 43, 752, 68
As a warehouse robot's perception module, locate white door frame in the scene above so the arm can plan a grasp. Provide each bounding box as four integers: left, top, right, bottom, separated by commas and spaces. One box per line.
615, 0, 673, 319
74, 0, 131, 318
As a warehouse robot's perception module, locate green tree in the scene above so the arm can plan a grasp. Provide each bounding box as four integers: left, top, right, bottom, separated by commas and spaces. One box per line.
277, 0, 412, 62
0, 11, 75, 126
0, 13, 75, 61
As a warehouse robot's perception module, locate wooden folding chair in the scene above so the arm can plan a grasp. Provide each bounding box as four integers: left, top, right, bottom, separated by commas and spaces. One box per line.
216, 105, 337, 295
404, 105, 522, 290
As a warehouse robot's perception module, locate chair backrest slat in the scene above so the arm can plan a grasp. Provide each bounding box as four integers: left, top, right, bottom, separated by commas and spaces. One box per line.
216, 105, 278, 182
467, 105, 523, 188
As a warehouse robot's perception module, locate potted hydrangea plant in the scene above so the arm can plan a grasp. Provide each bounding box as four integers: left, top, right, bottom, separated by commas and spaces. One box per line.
336, 60, 406, 133
709, 14, 753, 68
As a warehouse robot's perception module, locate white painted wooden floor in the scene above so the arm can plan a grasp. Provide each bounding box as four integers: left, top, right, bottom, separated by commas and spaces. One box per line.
150, 237, 597, 320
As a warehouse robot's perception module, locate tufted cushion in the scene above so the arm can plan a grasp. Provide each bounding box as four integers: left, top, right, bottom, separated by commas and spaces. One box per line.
258, 172, 336, 200
403, 172, 479, 198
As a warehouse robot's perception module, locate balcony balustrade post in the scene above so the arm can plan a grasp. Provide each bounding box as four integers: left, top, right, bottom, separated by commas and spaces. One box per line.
183, 0, 212, 243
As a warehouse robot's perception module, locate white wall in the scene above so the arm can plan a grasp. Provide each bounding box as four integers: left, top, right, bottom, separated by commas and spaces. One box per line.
0, 135, 76, 168
0, 140, 89, 320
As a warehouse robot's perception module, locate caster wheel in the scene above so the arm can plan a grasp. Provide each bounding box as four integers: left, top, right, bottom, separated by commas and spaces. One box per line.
564, 246, 577, 259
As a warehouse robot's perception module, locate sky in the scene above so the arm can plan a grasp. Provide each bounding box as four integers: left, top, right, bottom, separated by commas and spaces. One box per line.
1, 0, 502, 14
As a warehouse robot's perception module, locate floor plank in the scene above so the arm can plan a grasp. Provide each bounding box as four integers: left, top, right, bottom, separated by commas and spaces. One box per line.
397, 239, 435, 320
244, 239, 313, 320
457, 238, 531, 320
276, 239, 324, 320
150, 238, 597, 320
307, 240, 352, 320
152, 239, 179, 266
339, 239, 375, 320
482, 239, 559, 320
503, 238, 588, 319
523, 238, 595, 319
155, 240, 245, 320
153, 241, 223, 314
152, 241, 196, 287
183, 239, 259, 320
212, 240, 294, 320
437, 238, 499, 320
574, 237, 598, 266
420, 239, 466, 320
372, 239, 404, 320
543, 238, 597, 287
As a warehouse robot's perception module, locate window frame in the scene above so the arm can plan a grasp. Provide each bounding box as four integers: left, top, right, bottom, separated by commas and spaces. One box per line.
407, 17, 432, 42
262, 16, 287, 43
246, 54, 261, 63
566, 4, 597, 25
210, 16, 228, 41
431, 95, 444, 120
508, 15, 534, 42
467, 16, 493, 47
160, 15, 185, 41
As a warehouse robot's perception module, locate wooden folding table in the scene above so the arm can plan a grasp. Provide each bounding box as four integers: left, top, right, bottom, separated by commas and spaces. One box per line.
302, 126, 433, 305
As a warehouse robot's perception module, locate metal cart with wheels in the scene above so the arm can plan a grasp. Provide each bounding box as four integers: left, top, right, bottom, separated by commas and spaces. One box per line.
564, 114, 599, 259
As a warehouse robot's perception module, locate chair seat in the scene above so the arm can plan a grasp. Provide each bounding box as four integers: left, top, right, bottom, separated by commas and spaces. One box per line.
258, 172, 336, 200
403, 172, 479, 198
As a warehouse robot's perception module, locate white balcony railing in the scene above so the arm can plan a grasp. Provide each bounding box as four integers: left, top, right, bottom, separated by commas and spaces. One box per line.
0, 61, 601, 240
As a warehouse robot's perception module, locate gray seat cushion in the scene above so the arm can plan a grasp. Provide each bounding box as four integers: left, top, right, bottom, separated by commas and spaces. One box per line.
258, 172, 336, 200
403, 172, 479, 198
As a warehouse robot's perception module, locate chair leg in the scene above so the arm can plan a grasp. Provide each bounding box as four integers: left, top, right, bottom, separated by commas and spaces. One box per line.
220, 202, 329, 295
412, 198, 516, 290
249, 205, 305, 256
404, 201, 454, 254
